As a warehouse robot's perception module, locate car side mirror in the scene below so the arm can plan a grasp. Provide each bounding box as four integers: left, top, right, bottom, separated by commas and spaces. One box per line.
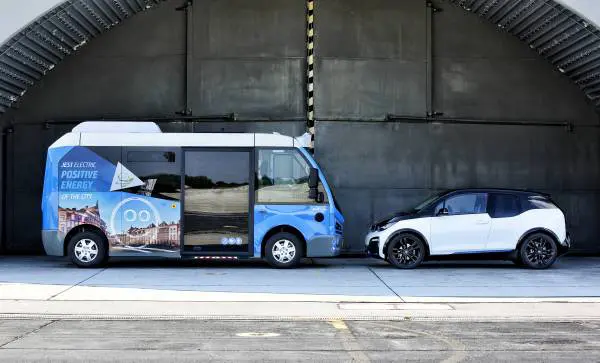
437, 207, 449, 216
308, 167, 319, 189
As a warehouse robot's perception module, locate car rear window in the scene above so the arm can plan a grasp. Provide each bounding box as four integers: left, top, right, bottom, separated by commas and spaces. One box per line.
489, 193, 521, 218
527, 196, 559, 210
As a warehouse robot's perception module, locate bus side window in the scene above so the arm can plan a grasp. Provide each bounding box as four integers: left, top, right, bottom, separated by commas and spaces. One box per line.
122, 149, 181, 201
124, 176, 181, 201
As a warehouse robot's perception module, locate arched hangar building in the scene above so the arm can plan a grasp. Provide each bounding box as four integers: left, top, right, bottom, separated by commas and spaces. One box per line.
1, 0, 600, 255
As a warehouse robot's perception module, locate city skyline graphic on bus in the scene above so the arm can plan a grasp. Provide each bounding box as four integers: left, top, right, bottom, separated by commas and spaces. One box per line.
57, 146, 181, 255
58, 193, 181, 254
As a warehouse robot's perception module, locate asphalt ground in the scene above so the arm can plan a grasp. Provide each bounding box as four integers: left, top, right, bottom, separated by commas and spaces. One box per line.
1, 256, 600, 361
1, 319, 599, 362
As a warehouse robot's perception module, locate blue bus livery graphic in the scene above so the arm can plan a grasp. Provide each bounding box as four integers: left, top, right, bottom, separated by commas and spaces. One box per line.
42, 127, 344, 268
54, 147, 181, 255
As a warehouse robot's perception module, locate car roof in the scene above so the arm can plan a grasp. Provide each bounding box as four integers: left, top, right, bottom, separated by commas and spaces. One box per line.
441, 188, 549, 197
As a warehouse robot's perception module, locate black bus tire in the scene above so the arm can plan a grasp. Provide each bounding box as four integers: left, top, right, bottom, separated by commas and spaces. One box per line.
264, 232, 303, 269
67, 231, 108, 268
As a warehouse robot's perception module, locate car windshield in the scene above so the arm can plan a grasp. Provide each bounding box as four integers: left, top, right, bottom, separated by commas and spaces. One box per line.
411, 191, 447, 212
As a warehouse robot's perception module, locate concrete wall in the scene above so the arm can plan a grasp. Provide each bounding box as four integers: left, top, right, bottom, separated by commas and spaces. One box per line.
1, 0, 305, 253
314, 0, 600, 253
2, 0, 600, 254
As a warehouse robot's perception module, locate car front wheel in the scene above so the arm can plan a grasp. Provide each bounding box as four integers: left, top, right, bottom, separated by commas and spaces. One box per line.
386, 233, 426, 269
519, 233, 558, 269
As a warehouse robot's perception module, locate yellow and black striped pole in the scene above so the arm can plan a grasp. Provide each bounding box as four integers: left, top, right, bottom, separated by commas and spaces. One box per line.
307, 0, 315, 148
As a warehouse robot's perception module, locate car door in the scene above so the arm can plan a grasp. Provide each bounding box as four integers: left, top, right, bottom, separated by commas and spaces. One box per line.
486, 193, 523, 252
429, 192, 491, 255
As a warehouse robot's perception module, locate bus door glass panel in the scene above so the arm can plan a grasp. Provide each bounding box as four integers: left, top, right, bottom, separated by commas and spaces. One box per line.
183, 150, 251, 253
115, 147, 182, 256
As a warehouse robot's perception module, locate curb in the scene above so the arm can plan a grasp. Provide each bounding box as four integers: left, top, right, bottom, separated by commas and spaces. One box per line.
2, 313, 600, 322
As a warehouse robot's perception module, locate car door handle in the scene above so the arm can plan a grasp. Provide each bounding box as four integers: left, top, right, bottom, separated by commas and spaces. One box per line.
476, 220, 490, 225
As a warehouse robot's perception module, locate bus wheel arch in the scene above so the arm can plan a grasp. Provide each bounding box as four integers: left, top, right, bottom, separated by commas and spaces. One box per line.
261, 225, 306, 259
63, 225, 108, 257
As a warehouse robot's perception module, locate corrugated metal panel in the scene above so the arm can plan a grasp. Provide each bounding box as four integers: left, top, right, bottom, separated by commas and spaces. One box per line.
0, 0, 165, 118
1, 0, 600, 117
451, 0, 600, 109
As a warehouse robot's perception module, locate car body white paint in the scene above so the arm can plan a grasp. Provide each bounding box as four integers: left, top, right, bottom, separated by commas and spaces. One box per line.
365, 197, 567, 260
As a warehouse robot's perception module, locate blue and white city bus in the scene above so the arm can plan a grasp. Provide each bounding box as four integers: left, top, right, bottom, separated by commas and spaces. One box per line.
41, 122, 344, 268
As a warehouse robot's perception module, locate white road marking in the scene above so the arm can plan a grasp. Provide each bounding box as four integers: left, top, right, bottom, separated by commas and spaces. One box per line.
236, 332, 280, 337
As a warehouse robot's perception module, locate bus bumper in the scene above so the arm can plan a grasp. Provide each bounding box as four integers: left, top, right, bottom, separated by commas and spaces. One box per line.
42, 230, 65, 256
306, 235, 343, 257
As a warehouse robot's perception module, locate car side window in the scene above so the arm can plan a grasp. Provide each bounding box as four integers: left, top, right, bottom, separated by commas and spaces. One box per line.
438, 193, 488, 216
490, 193, 521, 218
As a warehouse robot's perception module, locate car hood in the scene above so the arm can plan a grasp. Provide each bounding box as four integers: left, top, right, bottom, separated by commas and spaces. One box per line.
371, 211, 420, 231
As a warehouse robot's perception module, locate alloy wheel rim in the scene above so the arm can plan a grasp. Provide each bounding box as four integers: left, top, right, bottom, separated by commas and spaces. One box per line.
392, 236, 421, 265
525, 236, 555, 267
74, 238, 99, 263
272, 239, 296, 263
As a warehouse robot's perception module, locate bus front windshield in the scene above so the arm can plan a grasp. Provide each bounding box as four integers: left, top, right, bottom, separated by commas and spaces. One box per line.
318, 168, 341, 212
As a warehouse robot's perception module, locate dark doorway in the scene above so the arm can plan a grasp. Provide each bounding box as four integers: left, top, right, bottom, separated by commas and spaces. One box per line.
182, 149, 253, 254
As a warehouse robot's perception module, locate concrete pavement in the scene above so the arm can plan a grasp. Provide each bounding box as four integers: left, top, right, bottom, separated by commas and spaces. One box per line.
1, 256, 600, 320
1, 256, 599, 300
2, 256, 600, 361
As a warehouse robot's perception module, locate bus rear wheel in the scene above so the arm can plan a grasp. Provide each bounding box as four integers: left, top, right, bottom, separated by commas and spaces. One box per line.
67, 231, 108, 268
264, 232, 303, 269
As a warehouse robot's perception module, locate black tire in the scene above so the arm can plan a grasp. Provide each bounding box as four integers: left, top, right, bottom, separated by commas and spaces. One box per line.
512, 256, 525, 267
519, 233, 558, 269
67, 231, 108, 268
264, 232, 303, 269
386, 233, 426, 269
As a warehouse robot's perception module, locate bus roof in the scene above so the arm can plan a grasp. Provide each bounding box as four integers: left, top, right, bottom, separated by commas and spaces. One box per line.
48, 122, 309, 148
72, 121, 162, 133
50, 131, 306, 149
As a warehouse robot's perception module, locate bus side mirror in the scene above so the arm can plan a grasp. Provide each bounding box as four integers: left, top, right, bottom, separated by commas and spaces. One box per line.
308, 168, 322, 202
308, 168, 319, 189
309, 189, 324, 203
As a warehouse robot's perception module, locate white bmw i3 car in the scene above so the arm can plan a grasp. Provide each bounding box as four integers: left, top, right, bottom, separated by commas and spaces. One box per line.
365, 189, 570, 269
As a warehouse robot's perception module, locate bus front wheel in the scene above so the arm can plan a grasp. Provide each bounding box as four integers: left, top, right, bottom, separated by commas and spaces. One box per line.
67, 231, 108, 268
264, 232, 303, 269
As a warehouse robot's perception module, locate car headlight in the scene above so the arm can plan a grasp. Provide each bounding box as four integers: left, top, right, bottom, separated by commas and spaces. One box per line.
379, 217, 401, 231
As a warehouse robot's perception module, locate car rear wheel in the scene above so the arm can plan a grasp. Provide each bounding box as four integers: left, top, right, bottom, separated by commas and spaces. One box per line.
67, 231, 108, 268
519, 233, 558, 269
386, 233, 425, 269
